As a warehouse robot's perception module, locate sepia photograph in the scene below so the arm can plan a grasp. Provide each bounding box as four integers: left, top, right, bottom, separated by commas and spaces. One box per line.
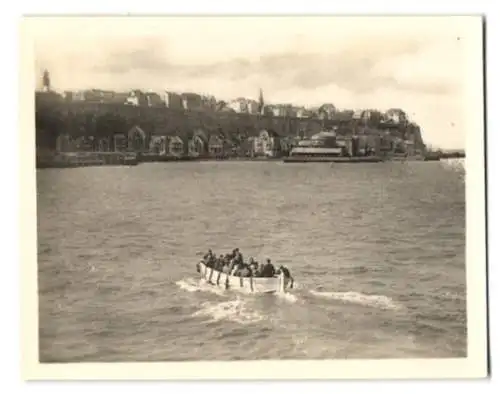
20, 14, 487, 380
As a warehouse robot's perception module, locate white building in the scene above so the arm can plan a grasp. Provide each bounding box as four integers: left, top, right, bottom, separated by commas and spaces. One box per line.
162, 91, 183, 109
227, 98, 248, 113
247, 100, 260, 114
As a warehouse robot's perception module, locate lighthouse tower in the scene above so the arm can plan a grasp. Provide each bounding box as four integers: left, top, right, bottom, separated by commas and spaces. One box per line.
258, 87, 265, 115
42, 69, 51, 92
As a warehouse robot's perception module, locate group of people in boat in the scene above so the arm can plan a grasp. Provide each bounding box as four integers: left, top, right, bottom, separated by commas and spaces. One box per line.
200, 248, 293, 283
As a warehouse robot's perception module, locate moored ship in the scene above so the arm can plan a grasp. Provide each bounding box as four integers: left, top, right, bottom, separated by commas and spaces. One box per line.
283, 130, 384, 163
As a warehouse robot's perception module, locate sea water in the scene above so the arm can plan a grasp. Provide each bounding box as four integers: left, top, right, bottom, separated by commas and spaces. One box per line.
37, 160, 466, 361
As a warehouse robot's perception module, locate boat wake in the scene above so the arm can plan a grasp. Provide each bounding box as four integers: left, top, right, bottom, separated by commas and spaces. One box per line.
275, 291, 299, 304
192, 298, 265, 325
178, 274, 400, 312
175, 277, 226, 296
309, 290, 401, 311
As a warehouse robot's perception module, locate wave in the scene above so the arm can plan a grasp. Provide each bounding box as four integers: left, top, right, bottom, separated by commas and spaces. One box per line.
175, 277, 226, 296
440, 158, 465, 173
275, 291, 299, 304
309, 290, 401, 310
286, 281, 306, 291
192, 299, 265, 325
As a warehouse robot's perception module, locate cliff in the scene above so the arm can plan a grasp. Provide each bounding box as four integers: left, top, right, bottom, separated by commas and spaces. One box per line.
34, 95, 427, 153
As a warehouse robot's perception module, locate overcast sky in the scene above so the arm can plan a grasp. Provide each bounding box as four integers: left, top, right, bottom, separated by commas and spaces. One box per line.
30, 16, 483, 150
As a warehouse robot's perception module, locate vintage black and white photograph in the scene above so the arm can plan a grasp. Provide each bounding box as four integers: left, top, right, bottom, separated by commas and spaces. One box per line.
21, 15, 487, 379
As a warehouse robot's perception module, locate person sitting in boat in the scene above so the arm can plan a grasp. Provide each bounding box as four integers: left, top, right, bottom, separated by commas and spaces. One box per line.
204, 249, 213, 261
204, 250, 216, 268
214, 255, 225, 271
233, 248, 243, 265
251, 263, 260, 277
234, 262, 251, 277
228, 258, 237, 274
221, 254, 232, 273
255, 262, 264, 277
277, 265, 294, 289
248, 258, 259, 276
229, 249, 237, 260
231, 258, 247, 276
230, 261, 241, 276
260, 258, 276, 278
222, 261, 231, 274
227, 248, 241, 269
248, 256, 257, 267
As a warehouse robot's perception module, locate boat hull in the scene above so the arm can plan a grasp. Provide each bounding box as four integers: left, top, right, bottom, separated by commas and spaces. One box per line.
197, 262, 288, 293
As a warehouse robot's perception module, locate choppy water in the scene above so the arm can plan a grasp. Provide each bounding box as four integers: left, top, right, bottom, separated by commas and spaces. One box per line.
37, 159, 466, 362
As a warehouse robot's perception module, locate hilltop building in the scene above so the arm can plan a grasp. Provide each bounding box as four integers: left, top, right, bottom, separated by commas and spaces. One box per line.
125, 90, 164, 107
181, 93, 203, 110
226, 95, 261, 115
163, 91, 183, 109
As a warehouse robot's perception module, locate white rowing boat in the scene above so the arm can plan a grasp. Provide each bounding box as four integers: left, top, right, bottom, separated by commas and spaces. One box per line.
196, 261, 290, 294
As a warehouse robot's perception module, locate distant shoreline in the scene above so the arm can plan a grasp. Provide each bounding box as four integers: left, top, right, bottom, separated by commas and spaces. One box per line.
35, 150, 465, 169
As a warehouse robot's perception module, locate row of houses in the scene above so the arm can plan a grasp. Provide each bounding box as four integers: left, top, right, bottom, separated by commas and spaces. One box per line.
131, 127, 291, 158
59, 88, 410, 125
62, 89, 264, 113
63, 89, 218, 112
36, 89, 410, 128
55, 128, 288, 158
61, 89, 339, 119
40, 70, 412, 125
55, 123, 421, 159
